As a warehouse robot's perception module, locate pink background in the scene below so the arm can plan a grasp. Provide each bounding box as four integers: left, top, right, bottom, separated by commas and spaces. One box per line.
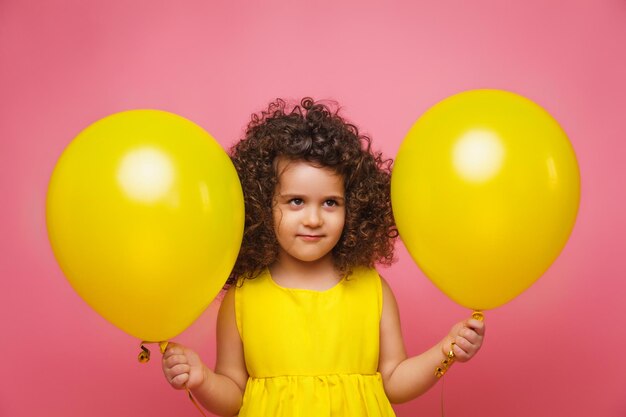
1, 1, 625, 416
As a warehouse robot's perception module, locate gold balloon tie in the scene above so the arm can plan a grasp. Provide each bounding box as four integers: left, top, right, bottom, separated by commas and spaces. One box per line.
138, 341, 207, 417
138, 341, 169, 362
435, 342, 456, 378
472, 311, 485, 321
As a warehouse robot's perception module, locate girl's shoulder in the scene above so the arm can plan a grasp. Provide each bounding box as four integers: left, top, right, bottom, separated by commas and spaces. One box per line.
345, 267, 385, 318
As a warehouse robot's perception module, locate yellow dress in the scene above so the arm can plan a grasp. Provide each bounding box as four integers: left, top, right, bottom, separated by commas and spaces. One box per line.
235, 267, 396, 417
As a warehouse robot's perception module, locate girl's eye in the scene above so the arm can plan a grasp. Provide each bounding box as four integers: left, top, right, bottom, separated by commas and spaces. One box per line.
324, 199, 338, 207
289, 198, 304, 206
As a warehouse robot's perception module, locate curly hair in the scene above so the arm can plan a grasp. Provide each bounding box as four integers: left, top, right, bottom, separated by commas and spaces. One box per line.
228, 97, 397, 282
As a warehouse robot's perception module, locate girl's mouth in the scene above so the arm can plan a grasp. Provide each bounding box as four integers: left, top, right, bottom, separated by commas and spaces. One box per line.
298, 234, 323, 241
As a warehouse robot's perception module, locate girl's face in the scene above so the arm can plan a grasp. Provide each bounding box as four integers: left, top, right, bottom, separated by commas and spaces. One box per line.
272, 158, 346, 266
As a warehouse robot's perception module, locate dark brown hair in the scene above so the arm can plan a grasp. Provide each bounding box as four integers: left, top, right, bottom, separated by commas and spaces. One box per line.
229, 98, 397, 282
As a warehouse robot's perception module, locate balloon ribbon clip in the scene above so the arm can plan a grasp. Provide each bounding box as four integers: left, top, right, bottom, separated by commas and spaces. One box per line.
138, 341, 169, 363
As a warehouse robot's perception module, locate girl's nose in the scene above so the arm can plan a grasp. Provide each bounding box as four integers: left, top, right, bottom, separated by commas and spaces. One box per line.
303, 207, 323, 227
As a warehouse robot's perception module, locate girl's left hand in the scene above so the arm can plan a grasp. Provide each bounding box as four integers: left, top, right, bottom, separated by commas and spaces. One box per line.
443, 318, 485, 362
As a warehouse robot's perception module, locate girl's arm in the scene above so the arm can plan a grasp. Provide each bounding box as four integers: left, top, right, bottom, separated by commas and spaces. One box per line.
377, 278, 485, 403
162, 287, 248, 417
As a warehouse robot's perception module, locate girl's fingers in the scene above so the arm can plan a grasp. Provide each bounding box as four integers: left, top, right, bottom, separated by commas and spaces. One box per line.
466, 319, 485, 336
444, 318, 485, 363
170, 372, 190, 389
169, 363, 191, 376
452, 342, 470, 361
454, 331, 483, 359
460, 327, 481, 344
163, 343, 183, 358
165, 363, 192, 388
164, 354, 188, 369
161, 343, 198, 390
453, 337, 479, 361
454, 336, 472, 353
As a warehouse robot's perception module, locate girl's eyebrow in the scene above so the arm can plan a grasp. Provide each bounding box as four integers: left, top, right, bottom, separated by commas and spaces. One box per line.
325, 195, 345, 202
278, 193, 345, 201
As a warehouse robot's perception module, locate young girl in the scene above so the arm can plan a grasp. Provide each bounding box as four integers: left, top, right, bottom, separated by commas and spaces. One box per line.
162, 98, 485, 417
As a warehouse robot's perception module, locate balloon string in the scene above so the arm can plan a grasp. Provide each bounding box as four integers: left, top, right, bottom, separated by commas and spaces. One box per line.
440, 373, 447, 417
186, 387, 208, 417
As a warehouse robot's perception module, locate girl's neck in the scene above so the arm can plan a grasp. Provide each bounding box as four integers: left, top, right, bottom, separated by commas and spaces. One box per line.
269, 253, 342, 291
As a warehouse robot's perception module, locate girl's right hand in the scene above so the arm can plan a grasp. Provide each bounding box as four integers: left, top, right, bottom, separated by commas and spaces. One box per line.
442, 318, 485, 363
162, 342, 208, 390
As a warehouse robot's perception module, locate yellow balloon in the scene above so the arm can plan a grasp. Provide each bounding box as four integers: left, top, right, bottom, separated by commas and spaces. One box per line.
392, 90, 580, 311
47, 110, 244, 341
